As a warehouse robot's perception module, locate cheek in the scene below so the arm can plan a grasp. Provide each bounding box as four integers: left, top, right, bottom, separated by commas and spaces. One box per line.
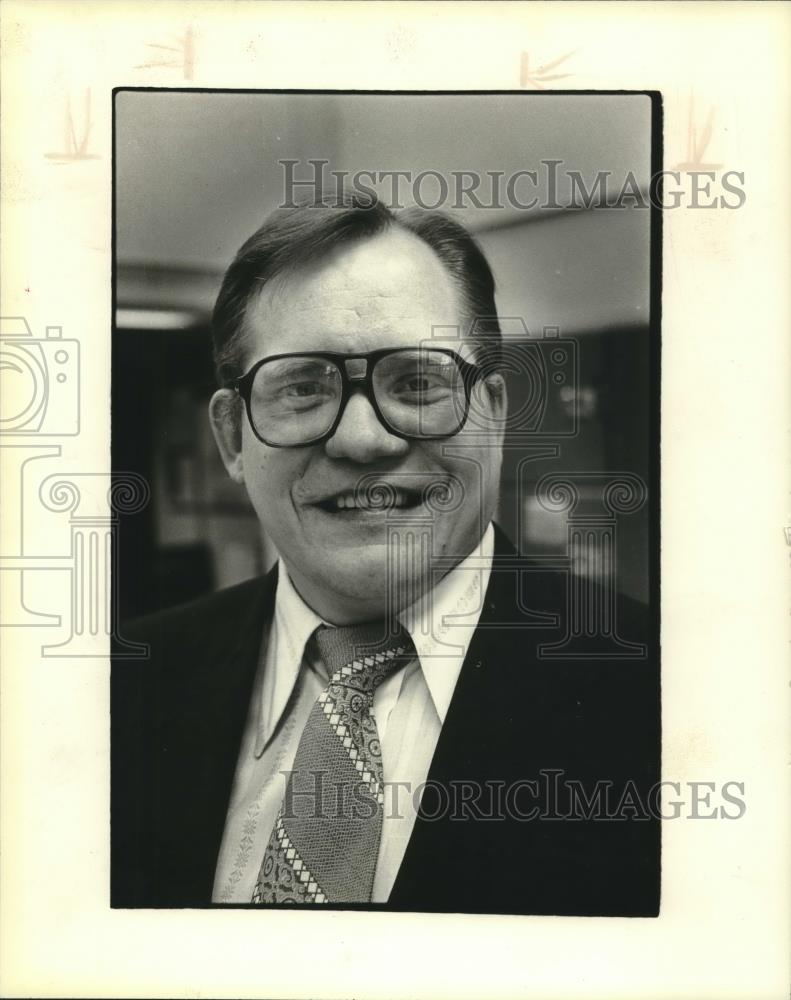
241, 440, 303, 512
432, 447, 501, 522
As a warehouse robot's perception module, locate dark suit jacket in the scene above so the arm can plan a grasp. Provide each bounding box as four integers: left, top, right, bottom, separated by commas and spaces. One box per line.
112, 525, 660, 914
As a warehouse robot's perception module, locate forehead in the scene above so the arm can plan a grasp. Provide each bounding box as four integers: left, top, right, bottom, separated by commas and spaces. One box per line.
242, 227, 465, 360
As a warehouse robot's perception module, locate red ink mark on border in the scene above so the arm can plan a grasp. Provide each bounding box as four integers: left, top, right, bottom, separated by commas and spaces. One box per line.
136, 26, 195, 80
674, 95, 723, 171
45, 90, 99, 164
520, 50, 575, 89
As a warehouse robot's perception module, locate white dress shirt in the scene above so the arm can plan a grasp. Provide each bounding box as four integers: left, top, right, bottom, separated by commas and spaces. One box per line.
212, 523, 494, 903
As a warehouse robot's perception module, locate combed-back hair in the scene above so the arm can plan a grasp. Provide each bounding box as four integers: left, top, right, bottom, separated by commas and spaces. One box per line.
212, 189, 501, 386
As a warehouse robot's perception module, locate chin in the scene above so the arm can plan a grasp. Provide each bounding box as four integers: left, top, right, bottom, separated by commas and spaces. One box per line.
307, 549, 432, 618
320, 549, 391, 596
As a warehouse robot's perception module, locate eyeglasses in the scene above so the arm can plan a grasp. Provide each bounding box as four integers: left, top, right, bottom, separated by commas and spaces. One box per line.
231, 347, 485, 448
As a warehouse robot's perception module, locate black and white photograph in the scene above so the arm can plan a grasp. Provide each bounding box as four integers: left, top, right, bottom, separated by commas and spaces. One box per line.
2, 3, 789, 998
112, 90, 660, 913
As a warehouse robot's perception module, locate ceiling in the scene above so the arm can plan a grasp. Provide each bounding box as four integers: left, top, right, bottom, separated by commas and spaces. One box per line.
115, 90, 653, 334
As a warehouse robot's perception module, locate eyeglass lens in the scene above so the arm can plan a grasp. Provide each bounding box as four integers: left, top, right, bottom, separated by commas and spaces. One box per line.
248, 350, 468, 445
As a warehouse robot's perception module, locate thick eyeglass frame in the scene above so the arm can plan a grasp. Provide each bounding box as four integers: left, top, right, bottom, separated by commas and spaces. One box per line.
231, 347, 485, 448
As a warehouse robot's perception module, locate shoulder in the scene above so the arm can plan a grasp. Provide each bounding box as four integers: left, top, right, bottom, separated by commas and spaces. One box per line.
489, 522, 650, 644
112, 570, 278, 735
122, 571, 275, 646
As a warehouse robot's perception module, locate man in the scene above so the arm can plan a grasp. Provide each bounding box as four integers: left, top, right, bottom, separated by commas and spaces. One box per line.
112, 191, 659, 913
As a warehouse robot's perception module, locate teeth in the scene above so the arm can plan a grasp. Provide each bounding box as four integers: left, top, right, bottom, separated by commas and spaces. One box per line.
332, 490, 415, 510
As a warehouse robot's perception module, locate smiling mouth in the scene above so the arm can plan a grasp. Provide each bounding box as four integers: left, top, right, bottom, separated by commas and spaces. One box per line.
315, 487, 426, 513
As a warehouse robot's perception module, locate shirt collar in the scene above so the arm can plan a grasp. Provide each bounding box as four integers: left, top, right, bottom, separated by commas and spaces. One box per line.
255, 565, 328, 754
258, 522, 495, 748
396, 522, 494, 722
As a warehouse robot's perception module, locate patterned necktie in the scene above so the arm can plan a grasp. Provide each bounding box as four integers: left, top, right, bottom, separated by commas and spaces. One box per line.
252, 620, 416, 904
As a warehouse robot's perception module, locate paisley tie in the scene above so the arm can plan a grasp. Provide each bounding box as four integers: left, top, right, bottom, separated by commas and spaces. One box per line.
252, 620, 416, 904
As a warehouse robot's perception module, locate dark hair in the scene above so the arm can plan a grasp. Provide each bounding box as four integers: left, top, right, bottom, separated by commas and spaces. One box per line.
212, 189, 501, 386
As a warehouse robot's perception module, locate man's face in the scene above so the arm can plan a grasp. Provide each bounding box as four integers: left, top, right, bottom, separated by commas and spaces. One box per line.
211, 227, 506, 624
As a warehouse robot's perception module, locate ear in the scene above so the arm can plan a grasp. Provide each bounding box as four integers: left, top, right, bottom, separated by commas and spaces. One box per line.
484, 372, 507, 423
209, 389, 245, 484
468, 372, 508, 437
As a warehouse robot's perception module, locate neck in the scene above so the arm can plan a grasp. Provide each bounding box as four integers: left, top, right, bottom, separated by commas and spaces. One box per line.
284, 569, 419, 626
284, 524, 492, 626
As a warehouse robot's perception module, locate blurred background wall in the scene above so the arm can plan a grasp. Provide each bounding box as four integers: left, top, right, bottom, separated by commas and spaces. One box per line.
114, 91, 654, 620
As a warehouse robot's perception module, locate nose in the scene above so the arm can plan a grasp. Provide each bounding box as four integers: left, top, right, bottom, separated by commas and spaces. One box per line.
324, 390, 409, 463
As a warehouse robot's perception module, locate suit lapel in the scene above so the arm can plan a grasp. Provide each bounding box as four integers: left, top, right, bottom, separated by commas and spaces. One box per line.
388, 526, 565, 909
388, 526, 660, 915
155, 567, 278, 904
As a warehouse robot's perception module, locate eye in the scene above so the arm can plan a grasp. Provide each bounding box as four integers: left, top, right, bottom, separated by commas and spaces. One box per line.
284, 381, 323, 398
401, 375, 433, 392
391, 372, 453, 401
